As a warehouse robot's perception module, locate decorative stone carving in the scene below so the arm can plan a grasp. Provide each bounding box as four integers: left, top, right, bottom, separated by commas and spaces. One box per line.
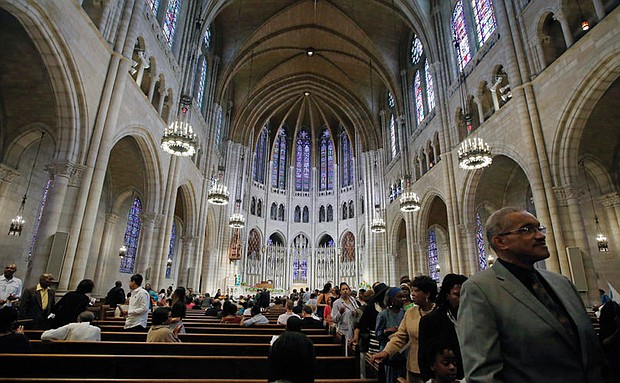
68, 165, 86, 187
0, 163, 20, 182
598, 193, 620, 208
140, 212, 164, 227
552, 184, 579, 206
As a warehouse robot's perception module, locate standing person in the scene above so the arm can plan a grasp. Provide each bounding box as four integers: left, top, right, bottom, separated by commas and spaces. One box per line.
105, 281, 125, 308
41, 311, 101, 341
0, 263, 22, 307
376, 287, 407, 382
144, 283, 159, 310
50, 279, 94, 328
372, 276, 438, 383
599, 300, 620, 382
169, 287, 187, 334
19, 273, 55, 329
332, 282, 359, 341
122, 274, 149, 331
147, 307, 181, 343
457, 207, 603, 383
317, 282, 334, 318
418, 274, 467, 381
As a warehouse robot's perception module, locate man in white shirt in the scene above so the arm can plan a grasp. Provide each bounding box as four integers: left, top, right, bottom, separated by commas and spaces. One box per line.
41, 311, 101, 341
241, 305, 269, 327
122, 273, 149, 331
277, 299, 300, 326
0, 263, 22, 307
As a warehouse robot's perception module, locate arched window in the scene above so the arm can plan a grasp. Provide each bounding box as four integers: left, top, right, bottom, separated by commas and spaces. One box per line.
472, 0, 496, 45
425, 60, 436, 111
278, 204, 285, 221
270, 203, 277, 220
162, 0, 181, 47
428, 228, 439, 282
319, 206, 326, 222
476, 212, 488, 270
389, 113, 398, 159
203, 27, 211, 48
28, 179, 52, 259
452, 0, 472, 71
295, 129, 311, 191
303, 206, 309, 223
250, 197, 256, 215
147, 0, 160, 16
360, 197, 364, 215
341, 232, 355, 262
196, 57, 207, 110
411, 35, 423, 65
120, 197, 142, 273
257, 199, 263, 217
248, 229, 261, 261
341, 131, 353, 187
327, 205, 333, 222
414, 71, 425, 123
271, 128, 287, 189
342, 203, 348, 220
165, 221, 176, 278
319, 130, 334, 191
216, 109, 223, 145
253, 127, 268, 184
294, 206, 301, 222
349, 201, 354, 218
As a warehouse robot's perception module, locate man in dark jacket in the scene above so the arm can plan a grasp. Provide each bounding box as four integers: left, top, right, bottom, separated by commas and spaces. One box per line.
20, 273, 55, 329
106, 281, 125, 308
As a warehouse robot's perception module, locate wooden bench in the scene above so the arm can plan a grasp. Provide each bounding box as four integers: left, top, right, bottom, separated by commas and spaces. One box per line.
0, 354, 357, 379
0, 379, 378, 383
29, 340, 344, 356
93, 323, 324, 335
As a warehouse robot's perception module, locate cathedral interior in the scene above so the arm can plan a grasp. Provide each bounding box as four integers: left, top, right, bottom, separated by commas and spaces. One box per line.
0, 0, 618, 304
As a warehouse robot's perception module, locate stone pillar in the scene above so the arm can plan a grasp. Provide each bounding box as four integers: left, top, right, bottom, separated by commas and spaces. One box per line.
554, 12, 574, 48
136, 212, 163, 279
592, 0, 606, 22
157, 88, 166, 115
457, 223, 477, 275
93, 213, 120, 294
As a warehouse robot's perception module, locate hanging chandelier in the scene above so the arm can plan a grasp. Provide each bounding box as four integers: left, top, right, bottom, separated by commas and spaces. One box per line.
8, 132, 45, 236
229, 212, 245, 228
458, 137, 492, 170
400, 191, 421, 212
371, 217, 387, 233
207, 182, 229, 205
118, 245, 127, 258
161, 94, 198, 157
582, 161, 609, 252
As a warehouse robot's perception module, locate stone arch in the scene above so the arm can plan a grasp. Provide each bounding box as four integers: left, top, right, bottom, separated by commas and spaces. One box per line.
538, 12, 567, 67
478, 80, 494, 120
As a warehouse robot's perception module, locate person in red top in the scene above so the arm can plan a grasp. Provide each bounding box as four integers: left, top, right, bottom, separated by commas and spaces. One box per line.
221, 303, 241, 323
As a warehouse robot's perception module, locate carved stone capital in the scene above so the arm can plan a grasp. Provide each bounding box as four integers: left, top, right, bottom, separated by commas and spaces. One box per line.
0, 163, 20, 182
68, 164, 86, 187
598, 192, 620, 208
458, 223, 476, 236
140, 212, 164, 226
46, 162, 76, 178
552, 184, 579, 206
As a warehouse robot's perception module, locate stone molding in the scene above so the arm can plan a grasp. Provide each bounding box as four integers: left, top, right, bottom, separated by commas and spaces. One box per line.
0, 163, 20, 182
552, 184, 579, 206
598, 192, 620, 208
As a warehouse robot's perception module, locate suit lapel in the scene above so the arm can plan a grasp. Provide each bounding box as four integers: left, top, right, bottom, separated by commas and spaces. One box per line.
35, 289, 43, 310
492, 262, 578, 349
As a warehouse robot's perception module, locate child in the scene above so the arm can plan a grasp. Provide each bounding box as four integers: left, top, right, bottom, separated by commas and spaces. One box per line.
426, 342, 461, 383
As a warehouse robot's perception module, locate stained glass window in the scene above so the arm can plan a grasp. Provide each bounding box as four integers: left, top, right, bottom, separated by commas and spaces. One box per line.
472, 0, 497, 45
425, 60, 436, 111
414, 71, 425, 123
452, 0, 471, 71
271, 128, 287, 189
411, 35, 423, 65
147, 0, 160, 16
248, 229, 261, 261
203, 27, 211, 48
162, 0, 181, 47
428, 228, 439, 282
388, 92, 395, 108
319, 130, 334, 191
120, 197, 142, 273
216, 109, 223, 145
28, 178, 52, 259
295, 130, 311, 191
341, 132, 353, 187
253, 128, 267, 183
341, 232, 355, 261
476, 213, 488, 270
165, 221, 176, 278
389, 114, 398, 159
196, 57, 207, 110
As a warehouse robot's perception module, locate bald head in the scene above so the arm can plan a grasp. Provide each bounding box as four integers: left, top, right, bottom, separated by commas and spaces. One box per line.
39, 273, 54, 288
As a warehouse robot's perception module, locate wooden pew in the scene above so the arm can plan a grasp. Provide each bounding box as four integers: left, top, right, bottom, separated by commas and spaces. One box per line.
0, 379, 378, 383
0, 354, 356, 379
29, 340, 344, 356
93, 323, 324, 335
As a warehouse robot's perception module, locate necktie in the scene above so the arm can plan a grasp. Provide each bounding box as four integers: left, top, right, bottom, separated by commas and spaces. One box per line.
528, 272, 577, 343
40, 288, 48, 311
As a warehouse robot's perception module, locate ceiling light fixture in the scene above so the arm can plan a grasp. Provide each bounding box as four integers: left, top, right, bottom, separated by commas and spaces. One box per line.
161, 94, 198, 157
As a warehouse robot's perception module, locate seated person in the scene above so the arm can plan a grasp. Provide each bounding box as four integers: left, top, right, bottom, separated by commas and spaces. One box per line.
301, 305, 324, 329
277, 299, 300, 326
204, 299, 222, 318
241, 305, 269, 327
268, 331, 316, 383
41, 311, 101, 341
0, 306, 30, 353
147, 307, 181, 343
221, 303, 242, 323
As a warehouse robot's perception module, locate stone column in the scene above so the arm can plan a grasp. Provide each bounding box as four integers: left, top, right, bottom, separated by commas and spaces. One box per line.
554, 12, 574, 48
458, 223, 477, 276
136, 212, 163, 279
592, 0, 606, 22
92, 213, 119, 294
0, 163, 20, 214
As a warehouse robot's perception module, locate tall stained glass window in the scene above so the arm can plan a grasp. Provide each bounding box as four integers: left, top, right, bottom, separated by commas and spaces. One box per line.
271, 128, 287, 189
472, 0, 496, 45
120, 197, 142, 273
341, 131, 353, 187
411, 35, 423, 65
196, 57, 207, 110
319, 130, 334, 191
414, 71, 425, 123
295, 130, 311, 191
425, 60, 436, 111
253, 128, 267, 183
147, 0, 160, 16
428, 228, 439, 282
476, 213, 488, 270
216, 109, 223, 145
203, 27, 211, 48
165, 221, 176, 278
452, 0, 471, 71
388, 92, 395, 108
28, 179, 52, 259
389, 114, 398, 159
162, 0, 181, 47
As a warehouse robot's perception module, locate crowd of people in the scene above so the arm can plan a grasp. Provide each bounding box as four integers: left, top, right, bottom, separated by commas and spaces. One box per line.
0, 207, 619, 382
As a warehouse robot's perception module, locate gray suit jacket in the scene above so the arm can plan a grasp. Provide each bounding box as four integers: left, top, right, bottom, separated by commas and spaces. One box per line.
457, 261, 603, 383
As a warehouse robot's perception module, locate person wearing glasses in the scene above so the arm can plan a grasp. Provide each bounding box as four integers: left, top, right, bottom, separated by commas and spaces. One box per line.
457, 207, 603, 383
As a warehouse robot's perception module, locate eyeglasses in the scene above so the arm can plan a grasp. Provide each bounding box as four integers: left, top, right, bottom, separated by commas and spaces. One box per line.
496, 225, 547, 236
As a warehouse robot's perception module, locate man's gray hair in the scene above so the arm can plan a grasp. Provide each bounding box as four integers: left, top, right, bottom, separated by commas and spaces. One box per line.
485, 207, 524, 250
77, 311, 95, 323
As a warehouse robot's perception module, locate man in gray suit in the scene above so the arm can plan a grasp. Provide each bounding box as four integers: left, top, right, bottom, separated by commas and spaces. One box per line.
457, 207, 603, 383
